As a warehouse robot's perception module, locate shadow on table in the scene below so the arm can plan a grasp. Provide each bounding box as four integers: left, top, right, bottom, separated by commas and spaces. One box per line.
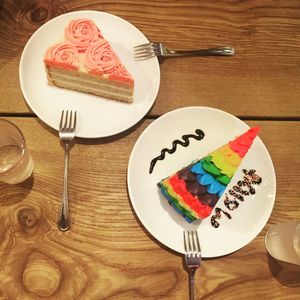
267, 252, 300, 287
0, 174, 34, 206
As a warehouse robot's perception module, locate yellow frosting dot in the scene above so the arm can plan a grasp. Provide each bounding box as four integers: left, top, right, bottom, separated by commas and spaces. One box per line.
210, 145, 241, 178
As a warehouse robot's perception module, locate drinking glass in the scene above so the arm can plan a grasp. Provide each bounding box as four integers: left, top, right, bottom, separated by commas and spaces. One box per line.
265, 220, 300, 265
0, 119, 33, 184
265, 220, 300, 286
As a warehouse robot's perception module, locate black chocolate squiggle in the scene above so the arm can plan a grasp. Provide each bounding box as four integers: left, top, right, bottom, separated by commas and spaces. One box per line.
149, 129, 205, 174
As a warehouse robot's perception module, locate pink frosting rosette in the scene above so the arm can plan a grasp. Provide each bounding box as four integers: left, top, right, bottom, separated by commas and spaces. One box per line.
65, 18, 103, 52
44, 42, 79, 70
83, 39, 120, 75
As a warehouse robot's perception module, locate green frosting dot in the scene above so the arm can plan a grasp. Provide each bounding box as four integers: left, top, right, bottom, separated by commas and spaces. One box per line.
216, 174, 231, 185
201, 156, 221, 176
201, 156, 231, 185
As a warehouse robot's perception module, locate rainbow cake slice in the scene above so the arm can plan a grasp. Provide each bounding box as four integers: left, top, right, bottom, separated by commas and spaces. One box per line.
158, 127, 260, 223
44, 18, 134, 103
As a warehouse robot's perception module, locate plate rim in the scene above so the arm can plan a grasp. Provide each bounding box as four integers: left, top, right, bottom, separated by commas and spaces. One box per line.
19, 10, 160, 138
127, 106, 277, 257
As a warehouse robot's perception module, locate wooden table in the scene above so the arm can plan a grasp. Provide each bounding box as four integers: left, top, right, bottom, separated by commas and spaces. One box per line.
0, 1, 299, 299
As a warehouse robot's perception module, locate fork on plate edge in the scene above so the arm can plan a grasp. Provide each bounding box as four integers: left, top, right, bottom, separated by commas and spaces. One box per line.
184, 230, 202, 300
134, 42, 235, 60
58, 110, 77, 232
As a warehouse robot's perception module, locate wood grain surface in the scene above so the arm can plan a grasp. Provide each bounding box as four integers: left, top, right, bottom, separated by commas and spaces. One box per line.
0, 117, 299, 299
0, 0, 300, 117
0, 0, 300, 299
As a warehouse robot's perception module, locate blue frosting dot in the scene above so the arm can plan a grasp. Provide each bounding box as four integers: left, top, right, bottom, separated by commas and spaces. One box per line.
195, 171, 226, 195
190, 161, 205, 174
191, 159, 227, 196
207, 180, 226, 195
218, 188, 226, 198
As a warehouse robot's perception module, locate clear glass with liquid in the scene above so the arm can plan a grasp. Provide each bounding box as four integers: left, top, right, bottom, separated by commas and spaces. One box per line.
265, 220, 300, 266
0, 119, 33, 184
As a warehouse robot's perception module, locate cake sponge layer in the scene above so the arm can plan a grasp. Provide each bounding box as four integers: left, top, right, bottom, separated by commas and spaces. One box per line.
46, 66, 133, 102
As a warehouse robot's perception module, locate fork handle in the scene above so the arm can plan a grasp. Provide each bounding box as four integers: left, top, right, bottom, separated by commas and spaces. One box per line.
189, 270, 196, 300
58, 148, 70, 231
167, 46, 235, 57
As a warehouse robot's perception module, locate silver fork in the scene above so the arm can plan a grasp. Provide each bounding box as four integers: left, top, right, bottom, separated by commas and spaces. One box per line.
58, 110, 77, 232
184, 231, 202, 300
134, 42, 235, 59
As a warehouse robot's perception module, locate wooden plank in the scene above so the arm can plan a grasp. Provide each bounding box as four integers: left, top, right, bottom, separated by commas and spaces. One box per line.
0, 1, 299, 117
0, 117, 299, 299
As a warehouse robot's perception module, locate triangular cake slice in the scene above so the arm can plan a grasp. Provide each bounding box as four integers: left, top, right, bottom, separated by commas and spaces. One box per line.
44, 18, 134, 103
158, 127, 260, 223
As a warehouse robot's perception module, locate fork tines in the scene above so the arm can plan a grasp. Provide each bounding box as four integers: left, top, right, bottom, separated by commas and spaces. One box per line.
60, 110, 77, 130
184, 231, 201, 257
134, 42, 156, 59
134, 42, 154, 50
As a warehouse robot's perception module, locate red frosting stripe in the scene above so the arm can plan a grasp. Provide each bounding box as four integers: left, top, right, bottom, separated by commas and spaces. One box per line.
229, 127, 260, 158
168, 175, 212, 218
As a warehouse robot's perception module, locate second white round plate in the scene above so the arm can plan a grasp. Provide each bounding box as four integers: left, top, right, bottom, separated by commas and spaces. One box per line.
19, 10, 160, 138
127, 106, 276, 257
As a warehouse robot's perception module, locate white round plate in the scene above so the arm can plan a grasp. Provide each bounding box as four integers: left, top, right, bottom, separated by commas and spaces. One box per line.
19, 11, 160, 138
127, 106, 276, 257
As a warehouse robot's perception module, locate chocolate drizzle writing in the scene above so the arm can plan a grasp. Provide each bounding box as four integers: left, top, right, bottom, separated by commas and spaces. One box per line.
149, 129, 205, 174
210, 169, 262, 228
211, 208, 232, 228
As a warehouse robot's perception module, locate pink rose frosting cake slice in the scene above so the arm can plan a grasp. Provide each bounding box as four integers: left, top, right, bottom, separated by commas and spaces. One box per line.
44, 18, 134, 103
158, 127, 260, 223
